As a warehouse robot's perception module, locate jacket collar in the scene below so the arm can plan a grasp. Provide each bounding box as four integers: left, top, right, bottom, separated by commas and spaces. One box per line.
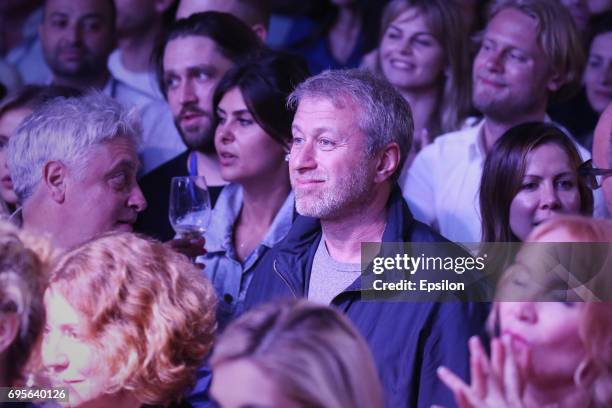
274, 185, 412, 295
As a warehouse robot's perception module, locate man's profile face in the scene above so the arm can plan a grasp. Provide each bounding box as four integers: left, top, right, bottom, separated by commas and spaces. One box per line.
289, 96, 375, 220
39, 0, 115, 81
593, 104, 612, 215
472, 8, 557, 121
163, 35, 233, 152
61, 136, 146, 248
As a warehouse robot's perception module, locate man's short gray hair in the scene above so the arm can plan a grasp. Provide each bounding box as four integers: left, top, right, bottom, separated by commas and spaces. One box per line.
287, 68, 413, 180
8, 91, 141, 201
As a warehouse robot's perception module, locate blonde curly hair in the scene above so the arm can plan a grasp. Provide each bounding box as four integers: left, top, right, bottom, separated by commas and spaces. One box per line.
47, 232, 217, 405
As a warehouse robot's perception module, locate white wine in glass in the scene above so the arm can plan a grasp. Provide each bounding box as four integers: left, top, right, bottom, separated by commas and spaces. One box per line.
169, 176, 211, 239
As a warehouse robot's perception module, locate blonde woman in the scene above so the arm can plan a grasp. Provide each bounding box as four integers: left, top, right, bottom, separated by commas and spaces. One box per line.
210, 299, 384, 408
376, 0, 472, 164
439, 216, 612, 408
40, 233, 217, 407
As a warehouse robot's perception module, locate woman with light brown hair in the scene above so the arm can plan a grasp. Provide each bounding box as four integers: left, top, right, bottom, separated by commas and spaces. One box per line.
375, 0, 472, 164
40, 232, 217, 407
210, 299, 384, 408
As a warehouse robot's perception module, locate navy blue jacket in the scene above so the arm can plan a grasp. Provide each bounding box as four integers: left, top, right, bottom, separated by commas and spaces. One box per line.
243, 188, 490, 408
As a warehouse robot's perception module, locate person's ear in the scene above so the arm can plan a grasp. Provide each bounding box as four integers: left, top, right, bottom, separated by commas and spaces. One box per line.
43, 161, 67, 204
251, 24, 268, 42
546, 69, 566, 93
575, 358, 597, 389
373, 143, 400, 183
154, 0, 175, 14
0, 313, 20, 354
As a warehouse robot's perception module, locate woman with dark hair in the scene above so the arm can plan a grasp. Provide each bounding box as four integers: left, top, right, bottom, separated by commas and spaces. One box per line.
480, 122, 593, 243
204, 51, 309, 329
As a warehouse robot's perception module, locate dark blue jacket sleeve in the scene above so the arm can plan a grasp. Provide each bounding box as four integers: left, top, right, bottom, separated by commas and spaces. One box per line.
418, 302, 490, 408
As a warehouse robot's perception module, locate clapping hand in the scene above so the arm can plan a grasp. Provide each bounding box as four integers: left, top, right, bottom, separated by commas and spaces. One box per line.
436, 335, 526, 408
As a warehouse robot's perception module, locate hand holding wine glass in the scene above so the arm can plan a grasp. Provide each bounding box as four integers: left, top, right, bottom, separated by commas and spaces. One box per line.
168, 176, 211, 261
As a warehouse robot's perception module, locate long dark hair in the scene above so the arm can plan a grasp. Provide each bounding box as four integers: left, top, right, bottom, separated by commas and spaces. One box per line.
212, 50, 310, 148
480, 122, 593, 243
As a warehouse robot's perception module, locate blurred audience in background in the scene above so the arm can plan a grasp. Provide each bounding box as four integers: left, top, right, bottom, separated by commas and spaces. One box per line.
0, 61, 22, 99
176, 0, 270, 41
136, 12, 262, 241
39, 0, 150, 107
282, 0, 385, 74
40, 232, 217, 407
550, 11, 612, 148
203, 51, 308, 330
0, 85, 82, 219
109, 0, 177, 99
0, 0, 51, 85
561, 0, 592, 39
211, 300, 384, 408
588, 0, 612, 14
8, 91, 146, 251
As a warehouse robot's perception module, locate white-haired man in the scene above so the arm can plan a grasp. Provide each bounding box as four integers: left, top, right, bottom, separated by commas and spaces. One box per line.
8, 91, 147, 250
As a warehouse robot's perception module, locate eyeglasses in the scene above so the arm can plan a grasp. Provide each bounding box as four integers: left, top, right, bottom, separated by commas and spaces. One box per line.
578, 159, 612, 190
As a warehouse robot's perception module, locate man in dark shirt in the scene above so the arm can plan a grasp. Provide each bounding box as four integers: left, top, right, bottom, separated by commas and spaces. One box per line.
135, 12, 262, 241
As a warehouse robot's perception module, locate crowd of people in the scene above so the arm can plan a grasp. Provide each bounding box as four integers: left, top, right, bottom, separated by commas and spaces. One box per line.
1, 0, 612, 407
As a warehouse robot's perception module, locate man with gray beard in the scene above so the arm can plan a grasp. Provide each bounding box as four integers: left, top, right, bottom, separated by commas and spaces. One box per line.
242, 69, 489, 407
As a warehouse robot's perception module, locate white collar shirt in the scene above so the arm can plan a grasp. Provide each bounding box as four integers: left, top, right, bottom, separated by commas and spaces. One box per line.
400, 118, 605, 243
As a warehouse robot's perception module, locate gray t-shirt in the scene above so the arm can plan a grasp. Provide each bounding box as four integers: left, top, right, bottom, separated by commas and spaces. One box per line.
308, 238, 361, 304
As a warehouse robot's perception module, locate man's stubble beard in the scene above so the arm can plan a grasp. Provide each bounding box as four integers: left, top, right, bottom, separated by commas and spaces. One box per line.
294, 161, 374, 220
175, 118, 216, 154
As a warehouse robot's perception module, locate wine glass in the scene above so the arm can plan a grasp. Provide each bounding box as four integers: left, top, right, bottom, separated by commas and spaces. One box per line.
169, 176, 211, 239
